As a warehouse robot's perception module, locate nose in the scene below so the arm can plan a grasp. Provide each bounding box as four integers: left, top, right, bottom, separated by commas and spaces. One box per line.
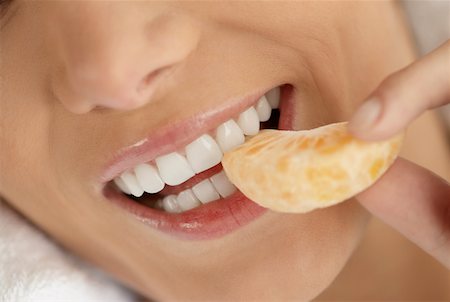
51, 6, 199, 114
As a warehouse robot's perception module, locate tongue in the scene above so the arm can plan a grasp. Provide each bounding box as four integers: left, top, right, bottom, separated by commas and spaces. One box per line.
158, 163, 224, 196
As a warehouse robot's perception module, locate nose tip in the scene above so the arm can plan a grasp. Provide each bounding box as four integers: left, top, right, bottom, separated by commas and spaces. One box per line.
54, 12, 199, 114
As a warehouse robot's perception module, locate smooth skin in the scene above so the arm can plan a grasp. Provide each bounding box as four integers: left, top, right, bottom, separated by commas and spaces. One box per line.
349, 41, 450, 268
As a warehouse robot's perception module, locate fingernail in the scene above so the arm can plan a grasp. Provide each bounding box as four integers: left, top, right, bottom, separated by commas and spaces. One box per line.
349, 97, 381, 131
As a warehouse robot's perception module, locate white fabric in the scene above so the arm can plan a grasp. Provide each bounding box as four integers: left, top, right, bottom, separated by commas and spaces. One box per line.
0, 200, 135, 302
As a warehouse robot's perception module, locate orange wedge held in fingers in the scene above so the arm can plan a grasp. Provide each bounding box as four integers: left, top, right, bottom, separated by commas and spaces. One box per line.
222, 122, 403, 213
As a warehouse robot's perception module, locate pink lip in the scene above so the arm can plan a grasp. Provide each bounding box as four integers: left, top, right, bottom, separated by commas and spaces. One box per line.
105, 189, 268, 240
101, 84, 296, 240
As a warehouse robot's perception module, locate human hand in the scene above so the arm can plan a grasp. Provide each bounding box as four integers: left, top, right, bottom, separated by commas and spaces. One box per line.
348, 40, 450, 268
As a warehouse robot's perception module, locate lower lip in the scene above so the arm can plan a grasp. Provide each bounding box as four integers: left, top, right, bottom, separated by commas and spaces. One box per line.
104, 84, 296, 240
105, 189, 267, 240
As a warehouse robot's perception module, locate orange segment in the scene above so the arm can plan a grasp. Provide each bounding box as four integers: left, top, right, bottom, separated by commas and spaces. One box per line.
222, 122, 403, 213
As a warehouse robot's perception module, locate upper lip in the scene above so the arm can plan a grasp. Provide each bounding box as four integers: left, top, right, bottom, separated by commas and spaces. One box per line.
99, 85, 280, 184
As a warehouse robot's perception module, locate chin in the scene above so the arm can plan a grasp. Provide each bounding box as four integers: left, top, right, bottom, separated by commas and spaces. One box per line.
106, 200, 369, 301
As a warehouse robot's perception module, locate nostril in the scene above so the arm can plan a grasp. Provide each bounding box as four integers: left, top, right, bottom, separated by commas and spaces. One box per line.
136, 66, 169, 96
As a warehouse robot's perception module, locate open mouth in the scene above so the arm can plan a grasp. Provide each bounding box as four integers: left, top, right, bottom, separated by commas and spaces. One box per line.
102, 84, 295, 239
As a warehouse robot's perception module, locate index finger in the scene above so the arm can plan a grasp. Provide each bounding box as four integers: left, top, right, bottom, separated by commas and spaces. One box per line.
348, 40, 450, 141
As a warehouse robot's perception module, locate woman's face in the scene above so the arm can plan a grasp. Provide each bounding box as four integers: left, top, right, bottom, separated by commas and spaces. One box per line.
1, 1, 414, 300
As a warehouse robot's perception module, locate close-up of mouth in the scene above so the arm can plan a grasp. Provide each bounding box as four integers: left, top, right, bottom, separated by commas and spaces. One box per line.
102, 84, 296, 239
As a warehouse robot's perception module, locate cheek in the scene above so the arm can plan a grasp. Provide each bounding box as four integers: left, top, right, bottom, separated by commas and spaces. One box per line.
0, 2, 56, 200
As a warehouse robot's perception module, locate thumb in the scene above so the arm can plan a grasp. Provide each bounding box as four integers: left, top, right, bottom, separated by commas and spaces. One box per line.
356, 158, 450, 268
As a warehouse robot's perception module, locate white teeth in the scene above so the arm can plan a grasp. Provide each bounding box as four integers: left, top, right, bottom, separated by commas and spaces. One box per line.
114, 177, 131, 195
120, 171, 144, 197
155, 152, 195, 186
210, 171, 236, 198
113, 86, 282, 204
215, 119, 245, 153
266, 86, 280, 109
185, 134, 223, 173
176, 189, 201, 211
134, 163, 165, 193
192, 179, 220, 204
237, 106, 260, 136
162, 195, 182, 213
255, 95, 272, 122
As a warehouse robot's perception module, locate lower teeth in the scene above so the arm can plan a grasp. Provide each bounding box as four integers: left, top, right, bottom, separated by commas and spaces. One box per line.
126, 170, 237, 213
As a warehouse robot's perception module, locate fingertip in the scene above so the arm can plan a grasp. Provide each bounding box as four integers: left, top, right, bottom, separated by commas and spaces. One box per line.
348, 97, 382, 140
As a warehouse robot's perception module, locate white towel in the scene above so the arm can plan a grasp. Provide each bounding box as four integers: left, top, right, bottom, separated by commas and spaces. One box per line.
0, 200, 136, 302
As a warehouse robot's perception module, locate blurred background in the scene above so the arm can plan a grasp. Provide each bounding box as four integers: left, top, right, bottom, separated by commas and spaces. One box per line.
404, 0, 450, 129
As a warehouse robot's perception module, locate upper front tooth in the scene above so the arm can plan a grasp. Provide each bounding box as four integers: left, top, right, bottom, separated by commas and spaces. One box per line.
120, 171, 144, 197
155, 152, 195, 186
114, 177, 131, 195
255, 95, 271, 122
237, 107, 260, 136
215, 119, 245, 153
210, 171, 236, 198
176, 189, 201, 211
192, 179, 220, 204
266, 87, 280, 109
134, 163, 165, 193
185, 134, 223, 173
